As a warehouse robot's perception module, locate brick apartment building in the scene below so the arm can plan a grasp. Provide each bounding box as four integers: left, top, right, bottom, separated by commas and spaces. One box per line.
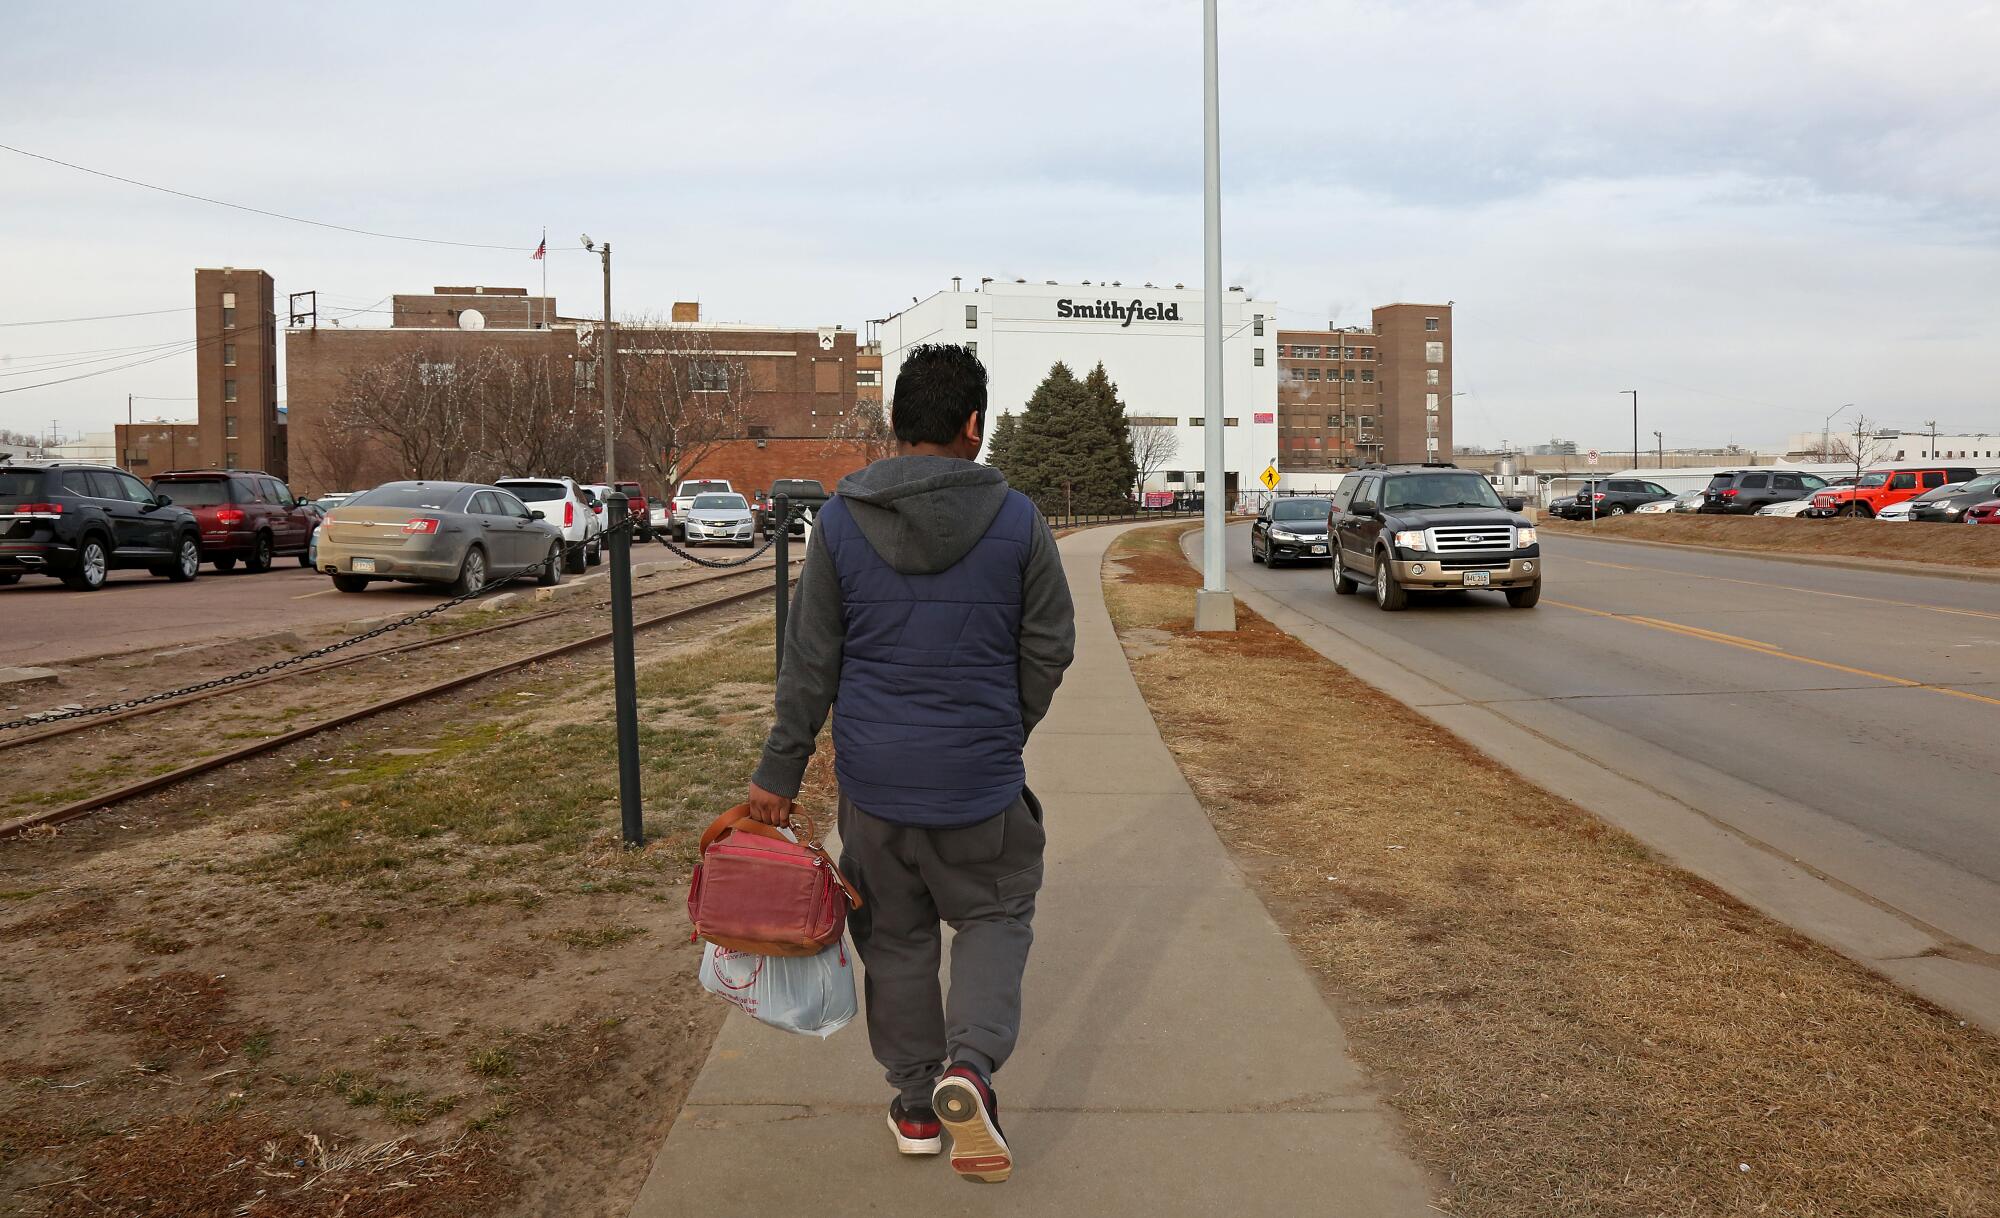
284, 284, 871, 496
118, 268, 281, 478
1276, 301, 1452, 470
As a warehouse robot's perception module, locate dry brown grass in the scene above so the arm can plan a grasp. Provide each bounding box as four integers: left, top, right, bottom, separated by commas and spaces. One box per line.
1542, 512, 2000, 570
1105, 522, 2000, 1217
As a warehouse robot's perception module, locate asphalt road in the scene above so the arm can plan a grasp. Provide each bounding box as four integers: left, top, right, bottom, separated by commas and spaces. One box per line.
1212, 523, 2000, 1023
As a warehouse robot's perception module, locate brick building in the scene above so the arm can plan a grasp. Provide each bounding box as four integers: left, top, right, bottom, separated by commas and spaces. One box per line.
283, 284, 873, 497
115, 420, 201, 475
192, 268, 282, 476
1276, 301, 1452, 470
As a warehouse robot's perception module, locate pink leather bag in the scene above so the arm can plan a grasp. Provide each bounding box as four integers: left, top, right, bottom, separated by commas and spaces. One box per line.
686, 804, 861, 957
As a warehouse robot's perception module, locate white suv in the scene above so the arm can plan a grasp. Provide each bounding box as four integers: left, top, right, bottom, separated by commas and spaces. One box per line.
496, 477, 603, 573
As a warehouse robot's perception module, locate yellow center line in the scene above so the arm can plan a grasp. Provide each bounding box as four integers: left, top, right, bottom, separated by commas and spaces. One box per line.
1543, 597, 2000, 707
1568, 556, 2000, 623
292, 588, 338, 600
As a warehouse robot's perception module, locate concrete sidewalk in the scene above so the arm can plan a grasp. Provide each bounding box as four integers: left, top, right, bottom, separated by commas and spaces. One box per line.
628, 522, 1435, 1216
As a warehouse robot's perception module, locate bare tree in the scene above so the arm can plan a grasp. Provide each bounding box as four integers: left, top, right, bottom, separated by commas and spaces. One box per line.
292, 406, 375, 494
822, 396, 896, 465
332, 344, 483, 481
614, 316, 751, 493
1830, 414, 1891, 515
1129, 422, 1180, 497
464, 350, 602, 481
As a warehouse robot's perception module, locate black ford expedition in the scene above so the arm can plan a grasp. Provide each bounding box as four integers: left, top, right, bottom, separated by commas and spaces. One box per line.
0, 459, 203, 590
1328, 462, 1541, 610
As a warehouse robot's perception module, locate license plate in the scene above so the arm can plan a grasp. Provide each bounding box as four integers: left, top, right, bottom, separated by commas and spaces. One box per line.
1462, 570, 1491, 587
351, 557, 377, 572
1310, 544, 1328, 554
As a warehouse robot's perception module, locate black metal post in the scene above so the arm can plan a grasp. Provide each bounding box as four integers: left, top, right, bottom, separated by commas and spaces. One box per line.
773, 494, 791, 675
607, 494, 644, 847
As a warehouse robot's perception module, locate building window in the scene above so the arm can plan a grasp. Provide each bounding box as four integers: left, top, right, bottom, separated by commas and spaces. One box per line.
223, 379, 237, 403
1344, 347, 1357, 358
225, 451, 239, 469
1306, 369, 1320, 381
1288, 369, 1305, 380
691, 360, 731, 392
224, 416, 238, 439
1426, 415, 1439, 434
1426, 368, 1440, 386
1165, 470, 1186, 483
1253, 314, 1265, 336
418, 361, 457, 386
1223, 417, 1238, 427
855, 369, 881, 386
1344, 369, 1356, 382
1427, 393, 1440, 412
1361, 347, 1374, 359
223, 343, 236, 367
1425, 317, 1440, 331
1360, 415, 1374, 427
1360, 370, 1374, 383
965, 304, 978, 330
573, 359, 597, 389
1253, 349, 1264, 366
966, 341, 977, 357
1426, 341, 1444, 363
1188, 417, 1205, 427
1130, 415, 1176, 426
222, 307, 236, 329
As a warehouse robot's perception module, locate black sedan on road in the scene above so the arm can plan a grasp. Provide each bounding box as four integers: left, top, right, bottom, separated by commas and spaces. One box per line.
1907, 472, 2000, 523
1250, 496, 1334, 566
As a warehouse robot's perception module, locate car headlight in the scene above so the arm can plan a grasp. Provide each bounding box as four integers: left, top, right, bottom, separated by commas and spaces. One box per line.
1271, 528, 1301, 542
1946, 507, 1963, 518
1392, 529, 1427, 551
1516, 527, 1537, 546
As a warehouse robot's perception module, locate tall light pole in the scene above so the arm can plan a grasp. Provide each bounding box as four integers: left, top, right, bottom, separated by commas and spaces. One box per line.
1624, 389, 1638, 470
1821, 402, 1851, 462
583, 235, 616, 483
1653, 429, 1663, 468
1194, 0, 1234, 631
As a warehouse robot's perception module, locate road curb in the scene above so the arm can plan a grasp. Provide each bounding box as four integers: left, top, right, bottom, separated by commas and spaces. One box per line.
1540, 527, 2000, 584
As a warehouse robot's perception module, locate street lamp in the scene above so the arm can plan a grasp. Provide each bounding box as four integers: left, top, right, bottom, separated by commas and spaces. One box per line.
1821, 403, 1851, 462
1623, 389, 1639, 470
582, 235, 616, 483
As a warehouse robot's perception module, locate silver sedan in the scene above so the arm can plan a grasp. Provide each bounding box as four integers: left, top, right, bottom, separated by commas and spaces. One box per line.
681, 492, 756, 547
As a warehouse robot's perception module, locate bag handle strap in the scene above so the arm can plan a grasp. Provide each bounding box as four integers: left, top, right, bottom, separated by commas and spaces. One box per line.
698, 804, 864, 911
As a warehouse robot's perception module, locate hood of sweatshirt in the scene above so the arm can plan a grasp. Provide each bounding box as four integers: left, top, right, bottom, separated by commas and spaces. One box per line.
834, 455, 1012, 575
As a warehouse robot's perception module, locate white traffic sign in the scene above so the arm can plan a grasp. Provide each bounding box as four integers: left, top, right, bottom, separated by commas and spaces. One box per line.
1586, 449, 1600, 466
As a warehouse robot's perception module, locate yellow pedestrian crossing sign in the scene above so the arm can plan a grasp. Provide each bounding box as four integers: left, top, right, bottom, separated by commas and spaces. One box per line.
1259, 464, 1281, 491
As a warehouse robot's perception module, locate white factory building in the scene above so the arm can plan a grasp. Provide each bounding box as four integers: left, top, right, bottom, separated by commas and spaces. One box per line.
877, 279, 1280, 501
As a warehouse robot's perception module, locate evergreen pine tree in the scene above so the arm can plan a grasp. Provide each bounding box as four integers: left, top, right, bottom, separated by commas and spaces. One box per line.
1004, 360, 1145, 513
1008, 362, 1087, 512
1082, 363, 1139, 506
985, 410, 1020, 476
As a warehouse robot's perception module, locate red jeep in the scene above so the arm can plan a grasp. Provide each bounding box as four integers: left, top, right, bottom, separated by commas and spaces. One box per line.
150, 470, 318, 571
1808, 465, 1979, 518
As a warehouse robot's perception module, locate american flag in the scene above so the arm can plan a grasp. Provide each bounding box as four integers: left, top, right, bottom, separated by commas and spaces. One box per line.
530, 236, 546, 260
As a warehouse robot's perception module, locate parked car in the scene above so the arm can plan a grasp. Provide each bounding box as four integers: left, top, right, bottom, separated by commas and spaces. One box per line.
610, 481, 654, 541
1698, 469, 1829, 515
1755, 497, 1818, 518
680, 492, 757, 547
149, 469, 315, 572
495, 476, 604, 573
1548, 478, 1675, 519
1329, 463, 1541, 610
1668, 489, 1705, 512
1806, 466, 1979, 518
1879, 482, 1966, 522
1907, 472, 2000, 523
313, 492, 354, 512
670, 479, 735, 539
1634, 496, 1679, 514
765, 478, 831, 535
316, 481, 565, 595
0, 459, 202, 589
1250, 496, 1334, 565
1964, 500, 2000, 526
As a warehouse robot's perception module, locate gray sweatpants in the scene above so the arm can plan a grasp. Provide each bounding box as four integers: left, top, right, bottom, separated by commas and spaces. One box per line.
836, 789, 1045, 1106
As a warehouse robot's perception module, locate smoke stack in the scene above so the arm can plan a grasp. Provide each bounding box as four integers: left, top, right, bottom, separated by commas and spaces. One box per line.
952, 276, 962, 292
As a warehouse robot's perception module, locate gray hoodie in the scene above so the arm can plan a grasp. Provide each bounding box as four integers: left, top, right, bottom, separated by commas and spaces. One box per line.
750, 455, 1075, 801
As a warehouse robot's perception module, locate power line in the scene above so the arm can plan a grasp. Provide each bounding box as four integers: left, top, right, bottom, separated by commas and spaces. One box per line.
0, 307, 194, 328
0, 324, 242, 395
2, 142, 565, 254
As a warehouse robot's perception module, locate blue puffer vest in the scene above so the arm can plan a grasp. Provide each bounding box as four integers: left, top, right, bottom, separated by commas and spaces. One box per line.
817, 490, 1039, 827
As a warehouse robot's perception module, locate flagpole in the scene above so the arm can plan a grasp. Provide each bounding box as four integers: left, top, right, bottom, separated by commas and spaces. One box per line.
540, 227, 547, 328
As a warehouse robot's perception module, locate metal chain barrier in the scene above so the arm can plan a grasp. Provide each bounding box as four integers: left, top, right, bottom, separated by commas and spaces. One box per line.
0, 516, 638, 734
654, 527, 783, 569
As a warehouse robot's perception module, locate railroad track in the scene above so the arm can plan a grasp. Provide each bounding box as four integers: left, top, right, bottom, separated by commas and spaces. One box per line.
0, 557, 799, 755
0, 565, 797, 840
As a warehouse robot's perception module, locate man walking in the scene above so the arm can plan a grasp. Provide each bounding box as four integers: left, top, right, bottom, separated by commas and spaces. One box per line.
746, 343, 1075, 1184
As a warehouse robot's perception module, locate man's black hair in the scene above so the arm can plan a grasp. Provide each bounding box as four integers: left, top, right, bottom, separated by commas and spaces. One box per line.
891, 343, 988, 446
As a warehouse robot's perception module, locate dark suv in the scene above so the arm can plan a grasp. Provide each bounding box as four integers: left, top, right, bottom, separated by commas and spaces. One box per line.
1549, 477, 1675, 519
1329, 463, 1541, 610
766, 478, 830, 536
0, 460, 202, 590
1699, 469, 1828, 514
150, 469, 317, 572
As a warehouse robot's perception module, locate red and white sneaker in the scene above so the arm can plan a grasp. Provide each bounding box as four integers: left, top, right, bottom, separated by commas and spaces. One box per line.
932, 1063, 1011, 1183
887, 1097, 941, 1156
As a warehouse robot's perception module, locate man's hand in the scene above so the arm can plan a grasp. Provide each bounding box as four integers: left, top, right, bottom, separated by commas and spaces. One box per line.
746, 780, 794, 827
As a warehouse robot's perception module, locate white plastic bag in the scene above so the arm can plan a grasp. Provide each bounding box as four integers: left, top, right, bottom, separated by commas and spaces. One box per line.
699, 937, 856, 1039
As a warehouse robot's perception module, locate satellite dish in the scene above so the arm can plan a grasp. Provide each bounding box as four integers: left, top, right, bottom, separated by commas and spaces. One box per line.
459, 309, 486, 331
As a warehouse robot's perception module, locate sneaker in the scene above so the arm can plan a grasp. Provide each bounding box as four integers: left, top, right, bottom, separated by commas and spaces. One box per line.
887, 1097, 941, 1156
931, 1063, 1011, 1183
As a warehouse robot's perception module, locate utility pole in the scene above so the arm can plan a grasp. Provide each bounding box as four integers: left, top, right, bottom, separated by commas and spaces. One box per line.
1653, 430, 1663, 468
1925, 419, 1938, 459
583, 235, 617, 483
1624, 389, 1639, 470
1194, 0, 1234, 632
126, 394, 132, 469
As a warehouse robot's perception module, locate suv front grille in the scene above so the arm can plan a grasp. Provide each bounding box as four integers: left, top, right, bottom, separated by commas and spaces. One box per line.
1427, 525, 1516, 553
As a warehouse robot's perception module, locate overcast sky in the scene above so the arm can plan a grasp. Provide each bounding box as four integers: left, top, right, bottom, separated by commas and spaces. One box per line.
5, 0, 1997, 452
